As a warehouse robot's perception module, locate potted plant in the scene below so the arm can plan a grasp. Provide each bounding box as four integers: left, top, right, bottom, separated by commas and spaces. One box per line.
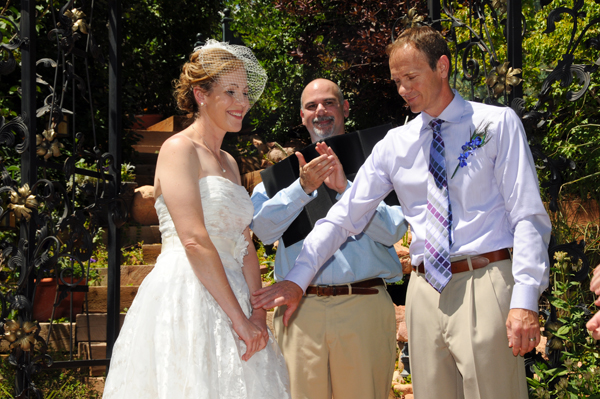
120, 163, 138, 218
33, 258, 90, 323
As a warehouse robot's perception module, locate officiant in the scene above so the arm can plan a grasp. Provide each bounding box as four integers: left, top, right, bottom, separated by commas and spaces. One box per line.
250, 78, 407, 399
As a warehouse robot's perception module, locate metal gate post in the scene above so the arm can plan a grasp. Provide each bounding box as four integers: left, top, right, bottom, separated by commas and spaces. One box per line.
428, 0, 441, 31
106, 0, 123, 363
506, 0, 523, 102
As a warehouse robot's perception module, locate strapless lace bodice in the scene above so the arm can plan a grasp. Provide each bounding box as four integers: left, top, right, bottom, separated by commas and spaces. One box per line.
155, 175, 253, 239
154, 176, 254, 264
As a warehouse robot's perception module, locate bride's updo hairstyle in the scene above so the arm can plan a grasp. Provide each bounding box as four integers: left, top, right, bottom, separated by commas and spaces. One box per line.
174, 40, 267, 116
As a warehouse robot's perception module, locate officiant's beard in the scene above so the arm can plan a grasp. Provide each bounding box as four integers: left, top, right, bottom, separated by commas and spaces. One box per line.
312, 116, 336, 139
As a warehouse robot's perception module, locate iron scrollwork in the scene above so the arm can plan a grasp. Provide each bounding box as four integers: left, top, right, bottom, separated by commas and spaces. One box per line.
0, 0, 122, 396
0, 15, 25, 76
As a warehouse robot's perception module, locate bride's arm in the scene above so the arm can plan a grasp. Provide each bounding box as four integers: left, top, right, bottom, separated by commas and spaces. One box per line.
227, 152, 270, 351
155, 135, 263, 361
241, 227, 269, 351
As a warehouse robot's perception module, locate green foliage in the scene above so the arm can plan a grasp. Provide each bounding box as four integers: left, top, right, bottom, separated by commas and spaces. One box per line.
225, 0, 308, 143
0, 356, 100, 399
446, 0, 600, 199
226, 0, 419, 144
528, 251, 600, 399
91, 241, 144, 267
256, 239, 276, 285
524, 0, 600, 200
120, 0, 224, 116
120, 163, 136, 182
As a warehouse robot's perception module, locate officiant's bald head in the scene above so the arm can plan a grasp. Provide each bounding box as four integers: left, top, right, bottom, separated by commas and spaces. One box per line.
300, 79, 350, 143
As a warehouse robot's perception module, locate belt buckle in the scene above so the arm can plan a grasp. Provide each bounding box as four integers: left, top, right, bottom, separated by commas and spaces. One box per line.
316, 285, 328, 296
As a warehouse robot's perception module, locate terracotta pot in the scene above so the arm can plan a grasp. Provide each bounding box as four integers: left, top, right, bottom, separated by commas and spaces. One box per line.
33, 277, 87, 322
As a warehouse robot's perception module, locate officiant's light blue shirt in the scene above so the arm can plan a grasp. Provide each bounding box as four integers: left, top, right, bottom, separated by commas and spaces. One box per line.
250, 179, 407, 285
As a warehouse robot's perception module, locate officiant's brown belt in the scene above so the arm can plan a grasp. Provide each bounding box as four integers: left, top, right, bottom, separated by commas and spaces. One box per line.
305, 278, 384, 296
413, 248, 511, 274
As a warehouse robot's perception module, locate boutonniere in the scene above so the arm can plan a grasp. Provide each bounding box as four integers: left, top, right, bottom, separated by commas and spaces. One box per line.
451, 121, 492, 179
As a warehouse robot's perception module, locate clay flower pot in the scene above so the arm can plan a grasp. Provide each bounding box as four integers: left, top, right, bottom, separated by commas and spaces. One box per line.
33, 277, 87, 322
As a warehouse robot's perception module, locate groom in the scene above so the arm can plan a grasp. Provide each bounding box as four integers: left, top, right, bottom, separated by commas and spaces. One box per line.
250, 78, 407, 399
253, 27, 552, 399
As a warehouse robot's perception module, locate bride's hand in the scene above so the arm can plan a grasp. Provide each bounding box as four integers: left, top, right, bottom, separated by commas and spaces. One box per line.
233, 317, 265, 361
249, 309, 269, 352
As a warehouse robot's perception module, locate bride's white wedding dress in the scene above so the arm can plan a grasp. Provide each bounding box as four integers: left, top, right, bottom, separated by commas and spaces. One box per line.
103, 176, 290, 398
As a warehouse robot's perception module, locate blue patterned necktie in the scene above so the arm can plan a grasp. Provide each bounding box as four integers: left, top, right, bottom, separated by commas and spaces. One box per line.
424, 118, 453, 292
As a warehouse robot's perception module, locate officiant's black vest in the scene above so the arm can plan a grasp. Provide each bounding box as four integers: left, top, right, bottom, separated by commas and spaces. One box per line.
260, 124, 400, 247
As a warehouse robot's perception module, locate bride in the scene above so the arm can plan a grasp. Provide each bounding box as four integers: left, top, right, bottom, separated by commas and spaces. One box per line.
103, 40, 290, 398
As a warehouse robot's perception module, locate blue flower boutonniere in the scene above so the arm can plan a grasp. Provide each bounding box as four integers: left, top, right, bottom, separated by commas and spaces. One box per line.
450, 122, 492, 179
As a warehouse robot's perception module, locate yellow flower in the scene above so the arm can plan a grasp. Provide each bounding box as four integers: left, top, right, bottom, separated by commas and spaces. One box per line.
4, 320, 38, 351
36, 129, 64, 160
400, 8, 425, 28
42, 128, 57, 142
486, 61, 523, 98
64, 9, 89, 34
7, 184, 38, 221
492, 0, 507, 14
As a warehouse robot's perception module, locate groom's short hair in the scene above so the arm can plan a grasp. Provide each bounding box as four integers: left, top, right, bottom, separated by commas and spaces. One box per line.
386, 26, 452, 73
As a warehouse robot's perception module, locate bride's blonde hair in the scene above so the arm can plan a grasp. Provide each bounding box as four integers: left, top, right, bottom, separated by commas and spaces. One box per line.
173, 48, 244, 116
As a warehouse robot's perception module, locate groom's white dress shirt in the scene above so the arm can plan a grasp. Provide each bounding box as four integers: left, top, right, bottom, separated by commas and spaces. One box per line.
286, 91, 552, 312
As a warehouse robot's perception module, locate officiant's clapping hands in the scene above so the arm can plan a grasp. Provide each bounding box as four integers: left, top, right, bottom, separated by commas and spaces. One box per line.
296, 141, 347, 194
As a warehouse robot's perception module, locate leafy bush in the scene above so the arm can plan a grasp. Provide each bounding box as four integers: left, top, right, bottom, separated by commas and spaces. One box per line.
528, 251, 600, 399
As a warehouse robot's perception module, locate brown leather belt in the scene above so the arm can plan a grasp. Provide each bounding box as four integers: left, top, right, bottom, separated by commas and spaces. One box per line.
413, 248, 511, 274
305, 278, 384, 296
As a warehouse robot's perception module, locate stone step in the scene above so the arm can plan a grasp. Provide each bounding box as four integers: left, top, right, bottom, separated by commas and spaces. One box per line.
122, 225, 161, 245
78, 342, 108, 376
134, 164, 156, 187
132, 152, 158, 165
87, 286, 139, 313
142, 244, 161, 265
132, 144, 161, 154
76, 313, 126, 342
145, 115, 189, 132
135, 164, 156, 176
133, 130, 178, 147
135, 174, 154, 187
95, 265, 154, 287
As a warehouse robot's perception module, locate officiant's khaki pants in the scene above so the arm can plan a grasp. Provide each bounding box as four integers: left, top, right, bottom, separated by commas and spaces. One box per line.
274, 286, 396, 399
406, 258, 529, 399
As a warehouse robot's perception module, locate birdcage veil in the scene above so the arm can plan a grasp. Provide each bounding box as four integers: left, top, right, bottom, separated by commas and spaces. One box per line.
194, 39, 267, 107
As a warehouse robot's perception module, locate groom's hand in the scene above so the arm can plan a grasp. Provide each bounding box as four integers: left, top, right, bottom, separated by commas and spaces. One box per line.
251, 281, 303, 327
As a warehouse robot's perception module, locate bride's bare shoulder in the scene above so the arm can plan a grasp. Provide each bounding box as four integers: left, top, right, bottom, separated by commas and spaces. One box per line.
160, 132, 196, 153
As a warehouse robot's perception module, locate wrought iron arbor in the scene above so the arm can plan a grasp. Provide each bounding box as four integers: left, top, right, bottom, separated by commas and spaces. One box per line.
0, 0, 124, 396
0, 2, 248, 397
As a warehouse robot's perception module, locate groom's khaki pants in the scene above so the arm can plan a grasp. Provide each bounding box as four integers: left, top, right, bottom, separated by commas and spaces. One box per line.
407, 258, 529, 399
274, 286, 396, 399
